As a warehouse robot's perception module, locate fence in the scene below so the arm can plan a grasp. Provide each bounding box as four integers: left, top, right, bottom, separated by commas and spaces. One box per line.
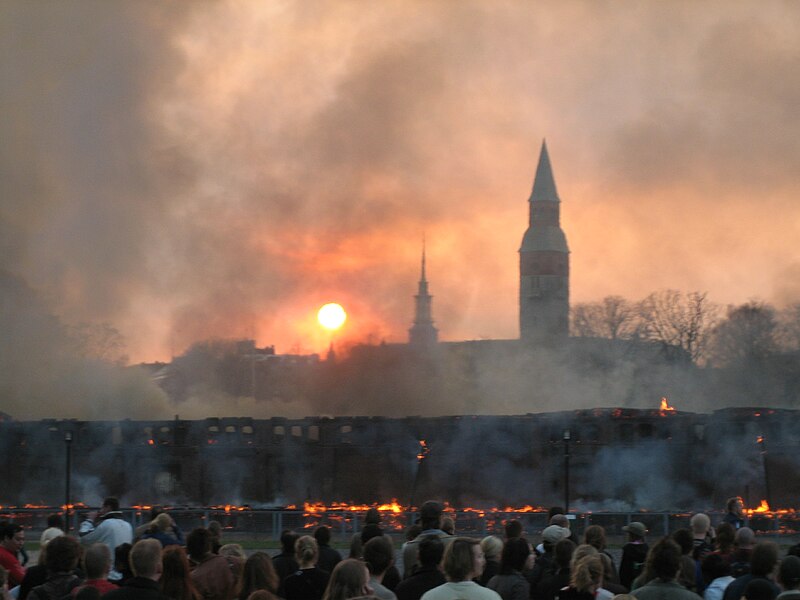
2, 508, 797, 542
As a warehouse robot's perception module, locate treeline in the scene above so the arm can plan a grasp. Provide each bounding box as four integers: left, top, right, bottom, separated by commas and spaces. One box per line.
570, 290, 800, 367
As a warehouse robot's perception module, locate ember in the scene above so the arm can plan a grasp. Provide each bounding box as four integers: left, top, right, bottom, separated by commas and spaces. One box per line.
659, 397, 676, 413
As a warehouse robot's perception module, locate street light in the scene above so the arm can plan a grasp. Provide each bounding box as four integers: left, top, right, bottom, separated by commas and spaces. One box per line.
563, 429, 571, 514
65, 431, 73, 532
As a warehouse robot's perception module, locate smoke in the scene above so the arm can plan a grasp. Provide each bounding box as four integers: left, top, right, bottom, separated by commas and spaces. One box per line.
3, 1, 800, 420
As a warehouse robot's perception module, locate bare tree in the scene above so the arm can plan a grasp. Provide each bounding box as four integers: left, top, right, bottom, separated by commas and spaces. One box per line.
571, 295, 640, 340
638, 290, 719, 364
709, 301, 779, 367
776, 302, 800, 352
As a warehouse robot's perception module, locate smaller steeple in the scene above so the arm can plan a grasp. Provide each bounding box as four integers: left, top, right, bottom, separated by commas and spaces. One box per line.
409, 238, 438, 348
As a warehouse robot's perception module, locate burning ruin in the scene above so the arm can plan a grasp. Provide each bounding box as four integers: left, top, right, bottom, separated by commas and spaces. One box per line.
1, 403, 798, 512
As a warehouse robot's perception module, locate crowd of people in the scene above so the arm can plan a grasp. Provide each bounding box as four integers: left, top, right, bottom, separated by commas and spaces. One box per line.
1, 497, 799, 600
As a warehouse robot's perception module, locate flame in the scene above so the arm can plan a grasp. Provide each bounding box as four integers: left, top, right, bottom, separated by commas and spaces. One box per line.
757, 435, 764, 444
416, 440, 430, 462
659, 397, 676, 413
148, 439, 155, 446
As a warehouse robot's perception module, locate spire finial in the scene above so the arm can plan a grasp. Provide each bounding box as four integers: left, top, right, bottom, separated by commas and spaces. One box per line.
530, 139, 559, 203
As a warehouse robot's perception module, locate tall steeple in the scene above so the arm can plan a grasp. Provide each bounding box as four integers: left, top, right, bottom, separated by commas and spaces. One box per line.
409, 239, 438, 347
519, 140, 570, 345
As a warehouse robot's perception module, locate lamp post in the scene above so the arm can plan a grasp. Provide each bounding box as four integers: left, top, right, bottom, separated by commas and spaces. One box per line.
563, 429, 571, 513
758, 435, 772, 509
65, 431, 73, 531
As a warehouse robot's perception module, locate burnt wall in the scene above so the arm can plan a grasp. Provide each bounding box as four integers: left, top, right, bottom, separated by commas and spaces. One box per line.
1, 408, 798, 510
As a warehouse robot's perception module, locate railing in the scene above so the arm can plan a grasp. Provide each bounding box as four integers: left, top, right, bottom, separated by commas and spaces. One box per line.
1, 508, 797, 541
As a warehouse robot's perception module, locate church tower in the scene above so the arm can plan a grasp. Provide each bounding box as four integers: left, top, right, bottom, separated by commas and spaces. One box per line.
409, 243, 438, 347
519, 140, 570, 345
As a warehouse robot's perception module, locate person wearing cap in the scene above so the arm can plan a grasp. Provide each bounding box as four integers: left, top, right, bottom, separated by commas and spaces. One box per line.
619, 522, 648, 591
526, 525, 570, 597
777, 555, 800, 600
403, 502, 455, 579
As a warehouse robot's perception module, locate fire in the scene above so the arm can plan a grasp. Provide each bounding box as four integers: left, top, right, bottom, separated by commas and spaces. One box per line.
749, 499, 771, 514
416, 440, 430, 462
659, 397, 676, 413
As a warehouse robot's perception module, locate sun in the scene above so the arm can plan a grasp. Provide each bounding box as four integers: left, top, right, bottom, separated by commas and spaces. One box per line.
317, 303, 347, 331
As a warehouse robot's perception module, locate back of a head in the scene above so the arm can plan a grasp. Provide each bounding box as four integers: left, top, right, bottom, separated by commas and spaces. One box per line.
442, 537, 477, 583
315, 526, 331, 546
716, 523, 735, 550
650, 538, 681, 581
325, 558, 368, 600
45, 535, 81, 573
153, 512, 172, 532
1, 522, 21, 542
504, 519, 523, 540
242, 551, 279, 596
701, 553, 731, 581
130, 538, 162, 579
570, 555, 602, 593
161, 545, 192, 582
208, 520, 223, 539
743, 578, 777, 600
365, 508, 380, 525
440, 516, 455, 536
690, 513, 710, 535
295, 535, 319, 565
186, 527, 212, 560
583, 525, 605, 551
84, 543, 112, 580
220, 543, 247, 561
672, 528, 693, 555
114, 543, 132, 573
405, 525, 422, 543
47, 513, 65, 530
780, 555, 800, 591
363, 536, 393, 576
736, 527, 756, 548
568, 543, 593, 570
547, 506, 565, 521
480, 536, 503, 562
103, 497, 120, 512
418, 536, 445, 569
500, 537, 530, 573
751, 542, 779, 577
549, 514, 569, 529
281, 529, 300, 554
419, 501, 444, 531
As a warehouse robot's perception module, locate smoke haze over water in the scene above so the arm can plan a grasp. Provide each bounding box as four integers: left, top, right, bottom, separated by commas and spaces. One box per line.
3, 1, 800, 419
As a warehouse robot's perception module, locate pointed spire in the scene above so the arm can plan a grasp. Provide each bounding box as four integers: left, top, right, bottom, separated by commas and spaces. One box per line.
421, 234, 427, 283
529, 139, 560, 203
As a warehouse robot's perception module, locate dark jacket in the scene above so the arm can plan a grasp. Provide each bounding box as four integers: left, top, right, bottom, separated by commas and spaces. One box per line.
722, 574, 780, 600
619, 542, 649, 591
316, 544, 342, 574
395, 566, 446, 600
283, 567, 330, 600
101, 576, 171, 600
28, 573, 82, 600
488, 571, 530, 600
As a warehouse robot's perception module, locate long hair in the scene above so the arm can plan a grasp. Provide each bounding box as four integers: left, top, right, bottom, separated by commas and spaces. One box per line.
322, 559, 369, 600
570, 555, 603, 593
161, 546, 201, 600
295, 535, 319, 567
239, 552, 279, 600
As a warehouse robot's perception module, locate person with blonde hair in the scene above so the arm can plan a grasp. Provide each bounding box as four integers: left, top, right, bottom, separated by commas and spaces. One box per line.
479, 536, 503, 586
284, 535, 330, 600
322, 559, 372, 600
554, 555, 603, 600
103, 538, 170, 599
